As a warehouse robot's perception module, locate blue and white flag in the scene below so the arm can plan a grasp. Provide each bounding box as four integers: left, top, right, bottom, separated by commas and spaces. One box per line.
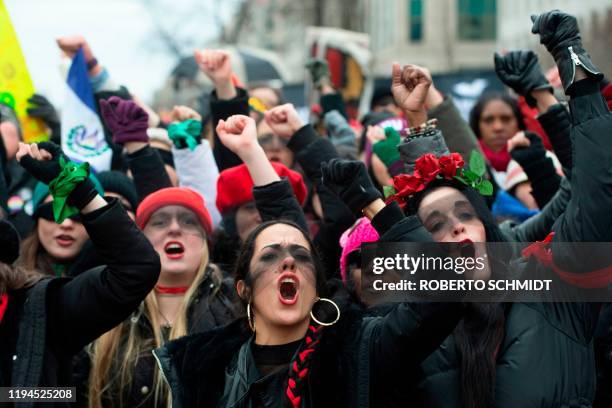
61, 48, 111, 172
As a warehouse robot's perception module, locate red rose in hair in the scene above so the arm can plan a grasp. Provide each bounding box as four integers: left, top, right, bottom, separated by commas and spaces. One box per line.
439, 153, 465, 179
415, 154, 440, 182
395, 174, 426, 195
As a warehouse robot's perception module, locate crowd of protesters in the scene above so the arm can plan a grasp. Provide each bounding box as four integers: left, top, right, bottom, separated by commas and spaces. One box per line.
1, 9, 612, 408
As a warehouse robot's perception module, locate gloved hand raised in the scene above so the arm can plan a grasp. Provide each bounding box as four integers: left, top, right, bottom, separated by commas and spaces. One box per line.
99, 96, 149, 145
16, 141, 64, 184
17, 142, 99, 216
321, 158, 382, 214
508, 131, 547, 165
494, 51, 552, 107
531, 10, 602, 91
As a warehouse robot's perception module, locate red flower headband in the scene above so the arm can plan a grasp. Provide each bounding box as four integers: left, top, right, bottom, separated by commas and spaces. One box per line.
384, 150, 493, 209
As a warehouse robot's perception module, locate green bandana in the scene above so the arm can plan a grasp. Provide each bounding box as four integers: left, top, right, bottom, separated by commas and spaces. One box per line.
48, 157, 90, 223
168, 119, 202, 151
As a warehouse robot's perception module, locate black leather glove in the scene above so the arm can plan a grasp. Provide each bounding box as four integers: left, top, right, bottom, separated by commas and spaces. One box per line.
19, 142, 98, 210
531, 10, 603, 92
494, 51, 553, 107
321, 158, 381, 214
27, 94, 61, 142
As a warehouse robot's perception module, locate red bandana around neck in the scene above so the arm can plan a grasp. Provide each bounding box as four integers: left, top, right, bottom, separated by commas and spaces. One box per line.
478, 139, 511, 172
154, 285, 189, 295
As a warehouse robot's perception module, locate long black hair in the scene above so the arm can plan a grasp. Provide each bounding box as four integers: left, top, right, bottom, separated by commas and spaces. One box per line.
468, 92, 526, 139
408, 179, 508, 407
232, 219, 330, 408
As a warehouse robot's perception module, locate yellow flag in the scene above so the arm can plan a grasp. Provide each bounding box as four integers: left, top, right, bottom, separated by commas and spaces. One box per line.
0, 0, 48, 142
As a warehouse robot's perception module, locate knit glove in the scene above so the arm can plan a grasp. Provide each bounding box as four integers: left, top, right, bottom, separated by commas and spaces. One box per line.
509, 132, 546, 166
531, 10, 602, 92
168, 119, 202, 151
321, 158, 382, 215
494, 51, 553, 107
19, 141, 64, 184
373, 127, 404, 176
99, 96, 149, 144
510, 132, 560, 207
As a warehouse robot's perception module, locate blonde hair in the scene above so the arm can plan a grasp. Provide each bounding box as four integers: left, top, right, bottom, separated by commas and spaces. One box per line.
88, 245, 211, 408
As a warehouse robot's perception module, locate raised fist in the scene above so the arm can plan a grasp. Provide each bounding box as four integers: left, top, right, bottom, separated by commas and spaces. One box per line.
99, 96, 149, 145
321, 158, 381, 214
56, 35, 95, 63
494, 51, 552, 107
194, 49, 233, 85
216, 115, 258, 158
170, 105, 202, 123
264, 104, 304, 139
391, 63, 432, 114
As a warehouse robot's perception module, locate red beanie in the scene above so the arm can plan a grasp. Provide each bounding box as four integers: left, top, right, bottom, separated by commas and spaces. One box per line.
136, 187, 213, 235
216, 162, 307, 215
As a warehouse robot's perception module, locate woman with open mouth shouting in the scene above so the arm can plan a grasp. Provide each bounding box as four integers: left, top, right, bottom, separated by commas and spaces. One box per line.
82, 186, 239, 408
151, 114, 464, 408
324, 15, 611, 407
1, 142, 160, 401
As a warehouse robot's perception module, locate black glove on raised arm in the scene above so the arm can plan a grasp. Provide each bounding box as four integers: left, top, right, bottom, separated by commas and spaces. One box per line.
531, 10, 603, 92
494, 51, 553, 107
20, 142, 99, 211
19, 141, 64, 184
509, 132, 547, 165
510, 132, 561, 208
321, 158, 382, 215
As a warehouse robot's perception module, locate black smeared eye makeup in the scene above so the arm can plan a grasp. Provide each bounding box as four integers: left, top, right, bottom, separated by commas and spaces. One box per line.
257, 244, 314, 265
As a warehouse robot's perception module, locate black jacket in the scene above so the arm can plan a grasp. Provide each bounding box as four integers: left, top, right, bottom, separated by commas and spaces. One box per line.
210, 88, 249, 171
153, 204, 464, 408
126, 145, 173, 203
253, 178, 308, 232
410, 80, 612, 407
0, 199, 160, 407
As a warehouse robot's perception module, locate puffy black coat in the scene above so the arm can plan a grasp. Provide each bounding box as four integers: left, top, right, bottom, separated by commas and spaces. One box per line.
0, 199, 160, 408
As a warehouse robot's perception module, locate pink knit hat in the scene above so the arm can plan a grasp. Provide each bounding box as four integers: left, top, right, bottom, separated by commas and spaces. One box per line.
339, 217, 379, 283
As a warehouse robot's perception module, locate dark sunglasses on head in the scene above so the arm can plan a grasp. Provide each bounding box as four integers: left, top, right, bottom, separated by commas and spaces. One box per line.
33, 202, 82, 223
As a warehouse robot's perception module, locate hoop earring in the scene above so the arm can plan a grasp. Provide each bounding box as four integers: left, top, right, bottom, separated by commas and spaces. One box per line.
310, 297, 340, 327
247, 303, 256, 332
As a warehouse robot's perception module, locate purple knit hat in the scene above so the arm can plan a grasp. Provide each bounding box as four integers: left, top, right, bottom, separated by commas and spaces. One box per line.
339, 217, 379, 283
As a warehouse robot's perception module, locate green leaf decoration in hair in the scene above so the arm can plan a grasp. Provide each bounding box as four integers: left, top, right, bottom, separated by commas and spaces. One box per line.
476, 179, 494, 196
469, 150, 486, 177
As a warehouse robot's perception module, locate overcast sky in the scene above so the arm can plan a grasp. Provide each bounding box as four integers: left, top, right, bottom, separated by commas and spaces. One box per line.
5, 0, 239, 105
